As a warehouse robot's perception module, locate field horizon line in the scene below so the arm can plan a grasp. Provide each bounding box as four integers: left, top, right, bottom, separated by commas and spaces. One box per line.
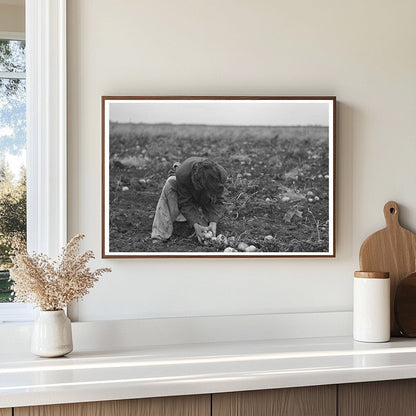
109, 121, 329, 129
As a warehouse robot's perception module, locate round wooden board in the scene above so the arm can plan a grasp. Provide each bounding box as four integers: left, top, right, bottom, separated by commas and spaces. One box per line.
395, 272, 416, 337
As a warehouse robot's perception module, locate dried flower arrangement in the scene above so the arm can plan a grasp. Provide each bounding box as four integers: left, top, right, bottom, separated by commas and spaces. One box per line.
10, 234, 111, 311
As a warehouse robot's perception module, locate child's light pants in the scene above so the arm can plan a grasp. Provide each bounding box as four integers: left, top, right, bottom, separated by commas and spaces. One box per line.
151, 176, 186, 241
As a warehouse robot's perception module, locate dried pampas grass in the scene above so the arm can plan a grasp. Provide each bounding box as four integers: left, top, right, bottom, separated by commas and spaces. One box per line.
10, 234, 111, 311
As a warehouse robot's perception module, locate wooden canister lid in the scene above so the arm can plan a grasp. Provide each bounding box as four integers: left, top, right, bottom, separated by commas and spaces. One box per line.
354, 271, 389, 279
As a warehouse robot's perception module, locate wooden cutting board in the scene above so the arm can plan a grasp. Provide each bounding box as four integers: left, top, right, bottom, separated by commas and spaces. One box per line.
359, 201, 416, 336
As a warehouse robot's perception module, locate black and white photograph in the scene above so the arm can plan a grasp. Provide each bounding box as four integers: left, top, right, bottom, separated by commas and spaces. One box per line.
102, 97, 335, 257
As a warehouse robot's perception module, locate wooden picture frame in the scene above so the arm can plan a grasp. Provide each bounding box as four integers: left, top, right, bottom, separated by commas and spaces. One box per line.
102, 96, 336, 258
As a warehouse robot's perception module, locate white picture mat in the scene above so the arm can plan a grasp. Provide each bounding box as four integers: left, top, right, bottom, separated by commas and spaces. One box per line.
103, 98, 335, 257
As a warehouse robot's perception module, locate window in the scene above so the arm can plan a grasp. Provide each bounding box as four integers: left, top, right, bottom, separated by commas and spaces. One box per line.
0, 35, 26, 304
0, 32, 34, 323
0, 0, 67, 324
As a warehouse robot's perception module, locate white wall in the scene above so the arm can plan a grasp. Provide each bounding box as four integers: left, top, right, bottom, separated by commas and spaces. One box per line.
0, 3, 24, 33
67, 0, 416, 322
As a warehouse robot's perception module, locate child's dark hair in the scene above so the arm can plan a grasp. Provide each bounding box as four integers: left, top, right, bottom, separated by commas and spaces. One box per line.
191, 159, 226, 202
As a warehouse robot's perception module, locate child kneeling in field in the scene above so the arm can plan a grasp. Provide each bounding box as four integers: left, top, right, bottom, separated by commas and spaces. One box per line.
151, 157, 227, 244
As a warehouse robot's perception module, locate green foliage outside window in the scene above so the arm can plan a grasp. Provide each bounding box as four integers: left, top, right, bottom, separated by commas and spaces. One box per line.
0, 38, 26, 302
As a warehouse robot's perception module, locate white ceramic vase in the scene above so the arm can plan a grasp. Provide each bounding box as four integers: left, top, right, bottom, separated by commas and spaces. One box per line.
31, 310, 73, 357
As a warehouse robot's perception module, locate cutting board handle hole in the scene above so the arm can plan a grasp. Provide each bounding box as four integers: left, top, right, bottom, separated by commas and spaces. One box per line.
384, 201, 400, 226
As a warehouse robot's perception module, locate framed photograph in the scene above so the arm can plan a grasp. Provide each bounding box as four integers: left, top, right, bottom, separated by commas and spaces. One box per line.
102, 96, 336, 258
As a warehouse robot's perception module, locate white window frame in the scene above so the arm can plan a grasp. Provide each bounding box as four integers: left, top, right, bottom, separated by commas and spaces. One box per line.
0, 0, 67, 324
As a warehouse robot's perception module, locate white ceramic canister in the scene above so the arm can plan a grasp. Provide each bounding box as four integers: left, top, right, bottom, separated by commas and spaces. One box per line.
353, 271, 390, 342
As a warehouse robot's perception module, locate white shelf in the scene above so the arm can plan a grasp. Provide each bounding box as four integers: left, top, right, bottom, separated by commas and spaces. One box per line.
2, 335, 416, 408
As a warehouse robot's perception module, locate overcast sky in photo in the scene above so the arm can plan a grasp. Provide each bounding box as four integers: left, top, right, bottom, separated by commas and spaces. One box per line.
109, 100, 331, 127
